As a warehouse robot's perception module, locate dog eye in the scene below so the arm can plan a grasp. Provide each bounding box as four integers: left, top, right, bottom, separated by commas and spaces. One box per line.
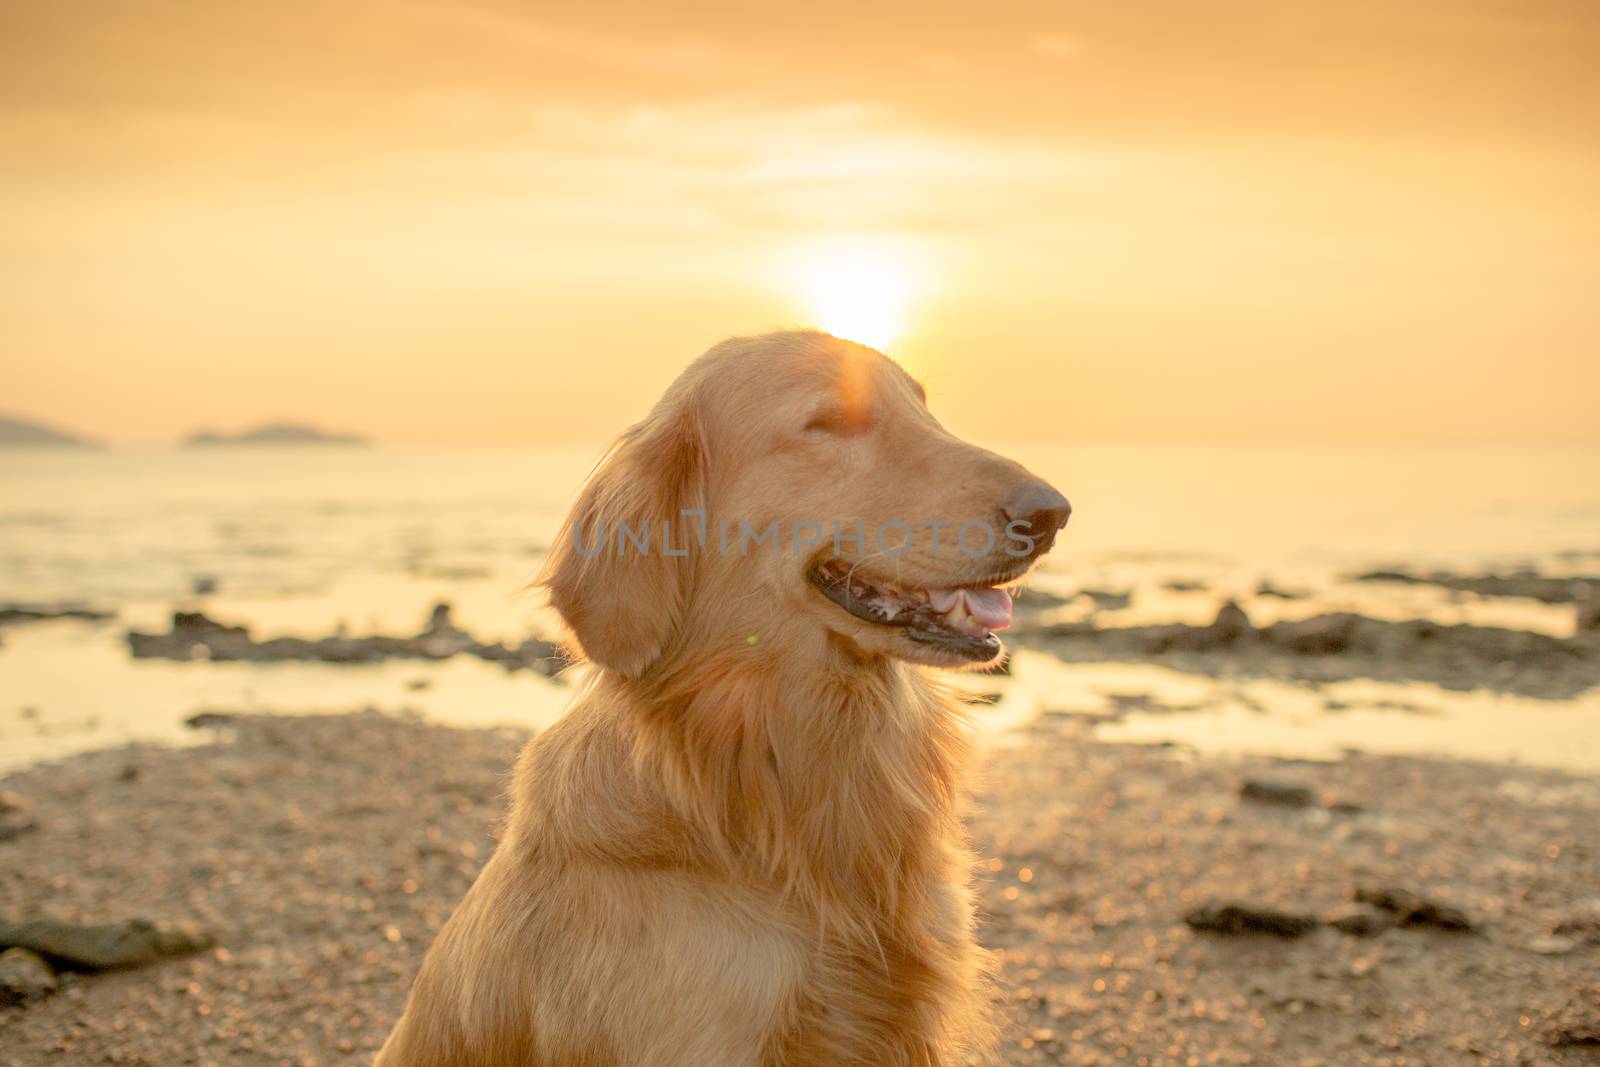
805, 406, 875, 435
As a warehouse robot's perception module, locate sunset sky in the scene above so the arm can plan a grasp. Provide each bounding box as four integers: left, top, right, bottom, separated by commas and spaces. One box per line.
2, 1, 1596, 445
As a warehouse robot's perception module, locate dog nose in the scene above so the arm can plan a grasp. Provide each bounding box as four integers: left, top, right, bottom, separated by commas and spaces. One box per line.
1001, 481, 1071, 553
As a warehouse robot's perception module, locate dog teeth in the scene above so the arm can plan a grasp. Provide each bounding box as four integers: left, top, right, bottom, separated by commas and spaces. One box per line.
931, 594, 998, 638
818, 565, 999, 638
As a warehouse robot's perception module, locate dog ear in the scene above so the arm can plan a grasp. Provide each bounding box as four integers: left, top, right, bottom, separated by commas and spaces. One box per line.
539, 406, 706, 678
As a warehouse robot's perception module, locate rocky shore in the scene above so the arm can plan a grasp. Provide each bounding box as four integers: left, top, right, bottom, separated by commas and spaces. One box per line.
2, 710, 1597, 1065
1351, 569, 1600, 607
124, 604, 565, 676
0, 604, 114, 627
1015, 600, 1600, 700
113, 590, 1600, 702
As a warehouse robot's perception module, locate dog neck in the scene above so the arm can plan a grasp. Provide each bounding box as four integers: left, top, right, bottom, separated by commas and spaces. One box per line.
622, 636, 978, 910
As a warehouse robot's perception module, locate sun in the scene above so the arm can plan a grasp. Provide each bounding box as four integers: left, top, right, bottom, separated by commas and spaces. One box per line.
789, 239, 917, 352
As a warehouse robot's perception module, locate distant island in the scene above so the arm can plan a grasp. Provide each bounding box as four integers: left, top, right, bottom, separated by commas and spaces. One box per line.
183, 422, 369, 448
0, 414, 98, 448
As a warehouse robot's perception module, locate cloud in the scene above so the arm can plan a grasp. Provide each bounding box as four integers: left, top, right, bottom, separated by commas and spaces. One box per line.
440, 99, 1091, 234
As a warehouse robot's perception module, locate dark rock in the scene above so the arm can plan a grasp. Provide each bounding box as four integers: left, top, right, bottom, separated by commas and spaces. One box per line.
1353, 886, 1476, 932
0, 790, 37, 842
1010, 588, 1075, 621
1552, 915, 1600, 945
1353, 568, 1600, 606
0, 813, 36, 842
0, 917, 214, 971
1101, 692, 1197, 717
1578, 600, 1600, 634
1240, 779, 1315, 808
1135, 602, 1258, 653
1325, 905, 1397, 937
418, 602, 473, 654
1545, 982, 1600, 1048
1079, 588, 1133, 612
173, 610, 247, 637
127, 603, 566, 676
1267, 613, 1361, 655
184, 711, 238, 729
1184, 900, 1320, 938
1207, 601, 1256, 646
0, 947, 57, 1005
1018, 604, 1598, 699
1255, 581, 1308, 600
1352, 569, 1420, 584
0, 602, 114, 626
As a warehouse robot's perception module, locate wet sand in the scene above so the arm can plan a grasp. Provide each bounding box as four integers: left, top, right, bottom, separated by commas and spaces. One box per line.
2, 710, 1597, 1065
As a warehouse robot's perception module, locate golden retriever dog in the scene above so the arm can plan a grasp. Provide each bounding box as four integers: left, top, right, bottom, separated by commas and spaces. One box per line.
377, 331, 1070, 1066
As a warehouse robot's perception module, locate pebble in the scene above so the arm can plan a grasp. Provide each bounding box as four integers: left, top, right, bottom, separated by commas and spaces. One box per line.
1240, 779, 1316, 808
0, 947, 57, 1006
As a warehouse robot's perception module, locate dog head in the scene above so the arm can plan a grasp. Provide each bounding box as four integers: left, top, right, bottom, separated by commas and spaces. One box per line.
541, 331, 1069, 677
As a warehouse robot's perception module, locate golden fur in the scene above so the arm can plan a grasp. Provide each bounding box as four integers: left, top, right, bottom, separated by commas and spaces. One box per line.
377, 331, 1068, 1066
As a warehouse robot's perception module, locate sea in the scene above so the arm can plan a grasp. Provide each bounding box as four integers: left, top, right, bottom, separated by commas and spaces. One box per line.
2, 443, 1598, 773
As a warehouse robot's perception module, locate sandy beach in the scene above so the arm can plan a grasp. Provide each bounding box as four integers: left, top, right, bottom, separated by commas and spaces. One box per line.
3, 706, 1597, 1066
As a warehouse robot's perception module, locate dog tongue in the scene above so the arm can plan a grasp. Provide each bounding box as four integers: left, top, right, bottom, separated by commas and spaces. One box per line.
927, 587, 1014, 632
964, 587, 1013, 631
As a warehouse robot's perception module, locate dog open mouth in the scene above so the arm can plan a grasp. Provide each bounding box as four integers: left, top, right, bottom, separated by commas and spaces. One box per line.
808, 558, 1015, 660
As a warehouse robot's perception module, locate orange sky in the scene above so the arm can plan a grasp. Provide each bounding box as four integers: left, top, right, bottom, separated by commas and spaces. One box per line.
2, 1, 1596, 445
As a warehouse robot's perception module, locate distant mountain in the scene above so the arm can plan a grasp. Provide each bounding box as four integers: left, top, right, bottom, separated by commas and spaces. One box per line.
183, 422, 370, 447
0, 415, 98, 448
